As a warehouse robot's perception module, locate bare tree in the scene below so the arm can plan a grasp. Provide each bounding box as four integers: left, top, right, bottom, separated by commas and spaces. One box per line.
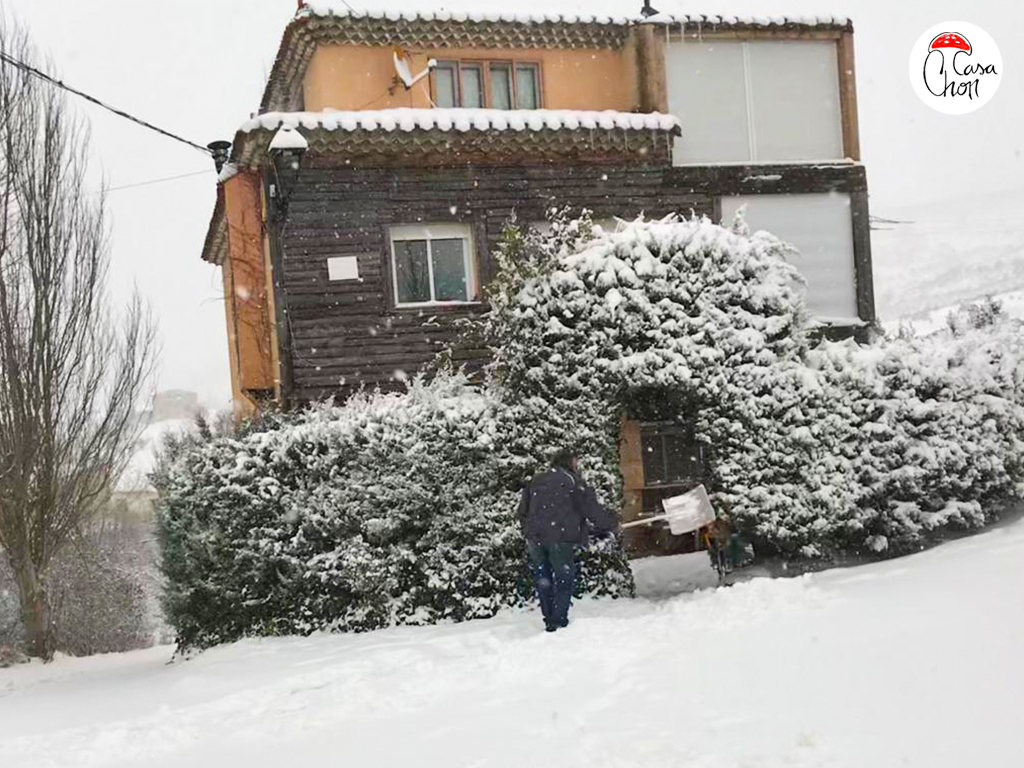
0, 21, 156, 660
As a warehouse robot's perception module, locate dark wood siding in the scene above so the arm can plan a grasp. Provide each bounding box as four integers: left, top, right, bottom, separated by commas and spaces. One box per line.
278, 162, 710, 402
276, 160, 869, 403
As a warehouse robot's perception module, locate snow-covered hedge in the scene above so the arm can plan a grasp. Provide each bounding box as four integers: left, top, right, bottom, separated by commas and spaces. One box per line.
479, 213, 1024, 558
155, 376, 634, 650
157, 212, 1024, 649
809, 302, 1024, 554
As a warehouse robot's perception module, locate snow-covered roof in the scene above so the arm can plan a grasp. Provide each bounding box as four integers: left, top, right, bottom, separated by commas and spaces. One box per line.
243, 109, 680, 135
262, 4, 851, 113
201, 186, 227, 265
299, 2, 849, 29
203, 108, 679, 264
229, 108, 679, 169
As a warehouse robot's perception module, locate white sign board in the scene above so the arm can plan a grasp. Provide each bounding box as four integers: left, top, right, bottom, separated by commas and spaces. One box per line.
327, 256, 360, 281
661, 484, 715, 535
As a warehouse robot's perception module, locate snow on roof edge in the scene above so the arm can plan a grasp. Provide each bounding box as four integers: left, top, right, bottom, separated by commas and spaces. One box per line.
297, 4, 850, 29
269, 125, 310, 151
242, 109, 681, 135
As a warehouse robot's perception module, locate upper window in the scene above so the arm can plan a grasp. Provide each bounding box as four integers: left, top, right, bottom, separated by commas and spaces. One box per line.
389, 224, 478, 307
666, 40, 844, 164
432, 61, 541, 109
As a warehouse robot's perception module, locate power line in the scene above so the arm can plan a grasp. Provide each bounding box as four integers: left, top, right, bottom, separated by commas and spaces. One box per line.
103, 169, 215, 194
0, 50, 212, 155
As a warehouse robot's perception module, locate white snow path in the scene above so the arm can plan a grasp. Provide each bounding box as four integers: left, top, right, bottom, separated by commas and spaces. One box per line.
2, 520, 1023, 768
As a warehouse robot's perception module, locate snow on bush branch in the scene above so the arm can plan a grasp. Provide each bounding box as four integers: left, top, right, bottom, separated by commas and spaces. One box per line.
480, 211, 1024, 557
154, 375, 632, 650
155, 210, 1024, 649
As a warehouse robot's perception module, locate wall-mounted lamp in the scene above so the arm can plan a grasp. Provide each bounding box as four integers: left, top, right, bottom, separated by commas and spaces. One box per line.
268, 125, 308, 220
208, 140, 232, 173
640, 1, 660, 17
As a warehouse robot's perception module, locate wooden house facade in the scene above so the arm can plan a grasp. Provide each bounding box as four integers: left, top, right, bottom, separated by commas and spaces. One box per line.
200, 3, 875, 554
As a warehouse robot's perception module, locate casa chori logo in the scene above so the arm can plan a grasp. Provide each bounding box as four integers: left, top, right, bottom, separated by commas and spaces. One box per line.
909, 22, 1002, 115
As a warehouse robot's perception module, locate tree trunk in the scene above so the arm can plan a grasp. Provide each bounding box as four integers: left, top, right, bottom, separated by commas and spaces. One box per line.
15, 561, 54, 661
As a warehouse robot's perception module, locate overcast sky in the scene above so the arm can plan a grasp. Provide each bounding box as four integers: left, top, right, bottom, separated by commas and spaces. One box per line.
5, 0, 1022, 409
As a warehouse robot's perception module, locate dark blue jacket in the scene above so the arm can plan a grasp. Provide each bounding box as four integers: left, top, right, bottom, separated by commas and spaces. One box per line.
517, 467, 618, 545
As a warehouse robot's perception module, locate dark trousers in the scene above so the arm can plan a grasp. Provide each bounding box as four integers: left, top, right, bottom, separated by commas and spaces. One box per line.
527, 542, 577, 628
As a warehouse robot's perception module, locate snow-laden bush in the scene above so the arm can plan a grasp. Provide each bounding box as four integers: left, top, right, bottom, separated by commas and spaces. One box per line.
810, 301, 1024, 553
156, 375, 634, 650
479, 213, 1024, 558
479, 212, 850, 556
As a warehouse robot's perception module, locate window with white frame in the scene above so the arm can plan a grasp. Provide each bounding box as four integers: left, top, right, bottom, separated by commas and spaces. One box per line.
389, 224, 477, 307
667, 39, 844, 164
719, 193, 859, 321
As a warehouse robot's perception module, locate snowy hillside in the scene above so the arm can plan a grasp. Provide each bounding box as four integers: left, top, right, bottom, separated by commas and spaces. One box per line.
3, 516, 1022, 768
872, 187, 1024, 322
883, 289, 1024, 336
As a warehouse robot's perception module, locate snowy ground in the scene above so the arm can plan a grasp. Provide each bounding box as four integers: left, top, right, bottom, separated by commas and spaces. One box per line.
871, 187, 1024, 323
881, 288, 1024, 336
2, 520, 1022, 768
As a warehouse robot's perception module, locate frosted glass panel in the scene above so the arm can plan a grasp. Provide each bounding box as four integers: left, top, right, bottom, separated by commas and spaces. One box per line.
393, 240, 431, 304
515, 65, 539, 109
748, 41, 843, 161
461, 65, 483, 108
490, 64, 512, 110
720, 193, 858, 320
667, 40, 750, 163
667, 39, 845, 163
434, 65, 457, 108
431, 239, 468, 301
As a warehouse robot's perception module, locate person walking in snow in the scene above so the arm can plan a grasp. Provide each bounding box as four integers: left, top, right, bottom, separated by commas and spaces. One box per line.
518, 450, 619, 632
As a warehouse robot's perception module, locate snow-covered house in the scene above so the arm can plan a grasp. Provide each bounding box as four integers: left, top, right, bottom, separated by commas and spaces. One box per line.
199, 2, 874, 549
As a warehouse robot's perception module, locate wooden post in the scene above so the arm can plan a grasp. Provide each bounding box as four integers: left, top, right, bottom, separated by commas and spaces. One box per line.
837, 30, 861, 161
850, 189, 876, 323
635, 24, 668, 113
619, 417, 645, 514
223, 171, 276, 399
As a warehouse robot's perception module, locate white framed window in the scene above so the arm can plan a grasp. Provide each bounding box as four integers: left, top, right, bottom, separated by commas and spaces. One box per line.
389, 224, 478, 307
667, 39, 844, 164
720, 193, 859, 321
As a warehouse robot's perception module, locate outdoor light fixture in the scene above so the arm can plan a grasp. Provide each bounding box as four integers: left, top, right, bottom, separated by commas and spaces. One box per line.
207, 140, 232, 173
268, 125, 308, 219
640, 1, 660, 17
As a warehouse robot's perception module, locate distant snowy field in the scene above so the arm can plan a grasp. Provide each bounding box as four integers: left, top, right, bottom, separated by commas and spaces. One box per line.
3, 517, 1022, 768
872, 187, 1024, 325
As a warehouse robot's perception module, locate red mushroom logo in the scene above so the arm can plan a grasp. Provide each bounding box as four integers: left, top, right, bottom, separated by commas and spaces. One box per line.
911, 22, 1002, 114
930, 32, 971, 55
922, 29, 998, 101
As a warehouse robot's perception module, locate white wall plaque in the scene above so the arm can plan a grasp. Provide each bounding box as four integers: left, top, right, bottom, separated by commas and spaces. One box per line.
327, 256, 360, 281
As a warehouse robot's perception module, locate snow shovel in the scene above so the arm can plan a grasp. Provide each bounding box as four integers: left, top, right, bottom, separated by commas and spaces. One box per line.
620, 483, 716, 536
621, 485, 729, 584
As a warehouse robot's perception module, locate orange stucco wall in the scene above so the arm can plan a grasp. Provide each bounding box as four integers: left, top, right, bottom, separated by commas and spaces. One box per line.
222, 172, 275, 403
303, 43, 639, 112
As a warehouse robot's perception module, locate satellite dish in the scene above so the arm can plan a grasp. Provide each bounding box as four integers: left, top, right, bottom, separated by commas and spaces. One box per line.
393, 50, 437, 89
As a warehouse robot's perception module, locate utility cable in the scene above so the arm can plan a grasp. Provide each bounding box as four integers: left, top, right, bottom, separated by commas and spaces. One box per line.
104, 169, 214, 193
0, 50, 212, 155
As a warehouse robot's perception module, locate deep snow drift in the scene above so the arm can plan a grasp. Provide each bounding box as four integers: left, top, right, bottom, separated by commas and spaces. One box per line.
2, 518, 1022, 768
